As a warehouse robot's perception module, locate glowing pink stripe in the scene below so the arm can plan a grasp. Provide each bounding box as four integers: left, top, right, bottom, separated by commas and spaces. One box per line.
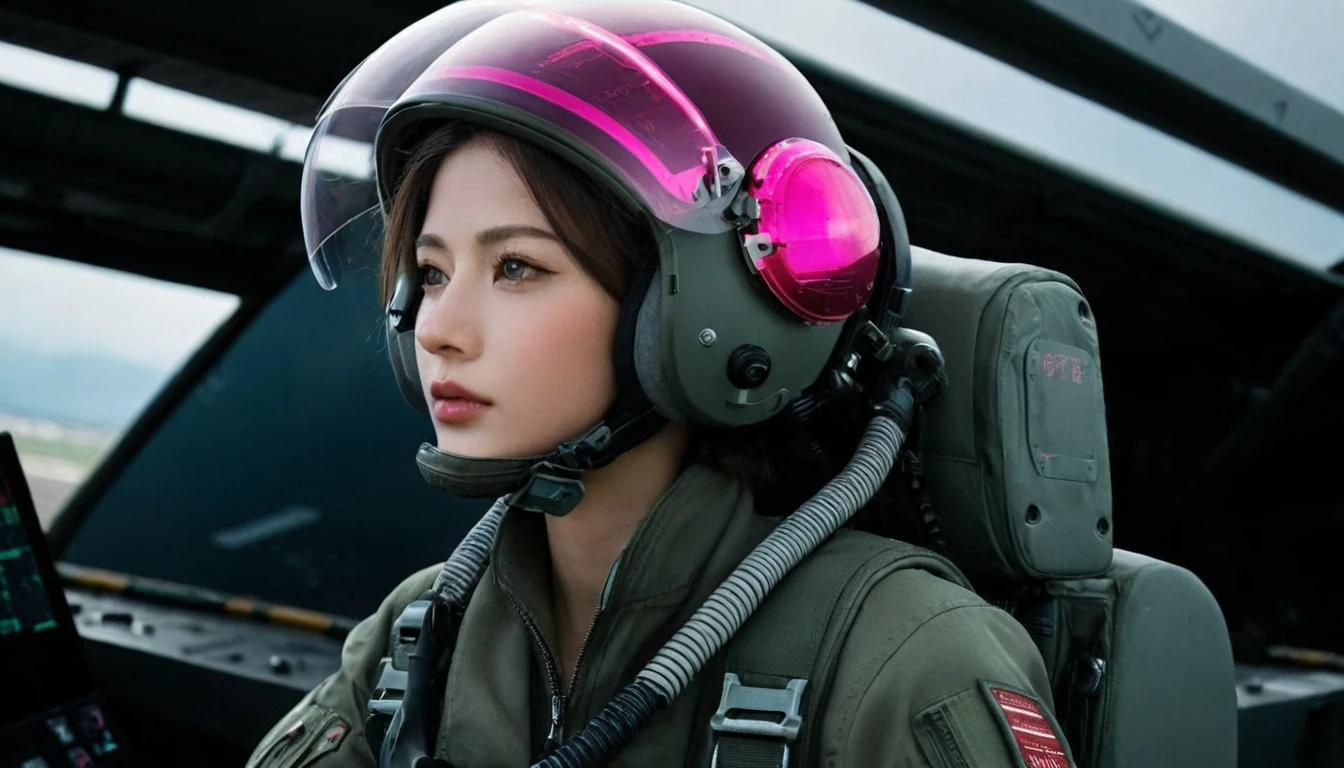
437, 64, 705, 202
530, 10, 719, 142
543, 29, 777, 68
622, 29, 776, 64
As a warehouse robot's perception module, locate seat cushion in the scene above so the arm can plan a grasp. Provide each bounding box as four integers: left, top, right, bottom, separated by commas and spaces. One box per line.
1023, 549, 1238, 768
906, 246, 1113, 580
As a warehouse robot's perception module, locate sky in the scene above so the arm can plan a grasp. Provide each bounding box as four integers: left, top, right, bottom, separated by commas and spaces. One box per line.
1, 0, 1342, 390
0, 247, 238, 372
1143, 0, 1344, 112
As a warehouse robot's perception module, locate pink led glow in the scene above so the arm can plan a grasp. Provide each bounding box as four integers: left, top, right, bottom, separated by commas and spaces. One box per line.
749, 139, 880, 323
434, 64, 709, 203
542, 29, 778, 67
528, 13, 727, 146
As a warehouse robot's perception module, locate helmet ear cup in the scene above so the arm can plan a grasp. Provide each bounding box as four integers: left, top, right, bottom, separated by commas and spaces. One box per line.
387, 319, 428, 416
633, 268, 685, 420
386, 271, 429, 416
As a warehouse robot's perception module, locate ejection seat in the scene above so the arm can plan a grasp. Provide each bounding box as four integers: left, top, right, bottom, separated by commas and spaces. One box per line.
901, 246, 1238, 767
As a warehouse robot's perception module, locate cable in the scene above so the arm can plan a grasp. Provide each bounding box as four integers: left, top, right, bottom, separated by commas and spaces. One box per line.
533, 385, 914, 768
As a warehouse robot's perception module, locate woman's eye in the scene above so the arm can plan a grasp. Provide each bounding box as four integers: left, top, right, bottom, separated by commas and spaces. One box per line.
421, 266, 447, 286
499, 258, 537, 282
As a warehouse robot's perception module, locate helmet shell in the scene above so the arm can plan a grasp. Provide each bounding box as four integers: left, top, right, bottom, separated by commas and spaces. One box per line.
303, 0, 884, 427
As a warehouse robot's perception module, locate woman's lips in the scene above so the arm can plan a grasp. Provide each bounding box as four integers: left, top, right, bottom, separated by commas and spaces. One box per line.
432, 397, 491, 424
428, 380, 492, 424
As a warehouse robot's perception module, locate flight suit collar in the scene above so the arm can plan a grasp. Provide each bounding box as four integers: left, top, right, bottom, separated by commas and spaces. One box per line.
490, 461, 766, 736
491, 461, 753, 632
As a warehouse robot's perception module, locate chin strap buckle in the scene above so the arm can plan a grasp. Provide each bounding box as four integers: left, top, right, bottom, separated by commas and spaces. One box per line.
710, 674, 808, 768
506, 462, 586, 516
506, 422, 618, 516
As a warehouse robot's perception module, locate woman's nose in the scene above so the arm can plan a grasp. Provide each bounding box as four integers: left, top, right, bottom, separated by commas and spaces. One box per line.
415, 280, 484, 360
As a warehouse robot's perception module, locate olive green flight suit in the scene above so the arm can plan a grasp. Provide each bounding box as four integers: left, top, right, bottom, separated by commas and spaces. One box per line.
246, 462, 1073, 767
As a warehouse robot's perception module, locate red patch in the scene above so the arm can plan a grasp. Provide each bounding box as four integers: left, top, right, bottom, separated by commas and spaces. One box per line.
988, 687, 1070, 768
324, 722, 348, 744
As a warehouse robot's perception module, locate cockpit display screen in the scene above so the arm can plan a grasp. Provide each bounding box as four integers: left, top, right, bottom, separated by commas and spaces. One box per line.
0, 434, 94, 727
1, 475, 61, 637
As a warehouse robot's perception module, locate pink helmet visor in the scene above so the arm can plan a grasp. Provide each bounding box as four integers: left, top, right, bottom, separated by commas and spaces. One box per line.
300, 1, 878, 326
301, 1, 763, 289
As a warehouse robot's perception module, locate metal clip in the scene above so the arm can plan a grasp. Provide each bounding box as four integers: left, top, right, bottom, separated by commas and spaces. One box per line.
710, 673, 807, 741
391, 601, 431, 670
364, 599, 431, 757
710, 674, 808, 768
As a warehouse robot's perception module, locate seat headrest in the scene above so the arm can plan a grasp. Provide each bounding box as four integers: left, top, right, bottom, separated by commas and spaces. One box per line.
903, 247, 1113, 580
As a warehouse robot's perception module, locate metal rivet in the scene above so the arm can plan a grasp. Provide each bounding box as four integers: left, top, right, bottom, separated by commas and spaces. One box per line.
699, 329, 717, 346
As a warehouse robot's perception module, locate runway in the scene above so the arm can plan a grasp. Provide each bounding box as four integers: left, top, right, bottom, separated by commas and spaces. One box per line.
24, 472, 79, 528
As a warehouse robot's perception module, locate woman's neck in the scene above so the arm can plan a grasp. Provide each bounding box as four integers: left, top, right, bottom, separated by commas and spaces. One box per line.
544, 420, 689, 682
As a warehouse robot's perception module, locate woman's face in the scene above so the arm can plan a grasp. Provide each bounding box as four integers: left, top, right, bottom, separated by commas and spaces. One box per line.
414, 138, 621, 458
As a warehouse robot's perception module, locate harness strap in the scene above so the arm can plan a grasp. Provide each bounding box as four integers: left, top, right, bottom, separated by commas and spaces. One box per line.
712, 528, 969, 767
366, 591, 464, 768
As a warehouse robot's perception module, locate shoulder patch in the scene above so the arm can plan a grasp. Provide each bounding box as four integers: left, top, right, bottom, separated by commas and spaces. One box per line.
305, 717, 352, 762
248, 705, 352, 768
979, 681, 1073, 768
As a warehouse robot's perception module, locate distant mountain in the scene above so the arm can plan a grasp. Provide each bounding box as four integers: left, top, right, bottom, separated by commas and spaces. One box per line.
0, 337, 169, 428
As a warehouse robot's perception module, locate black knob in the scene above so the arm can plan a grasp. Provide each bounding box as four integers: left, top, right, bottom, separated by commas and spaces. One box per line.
270, 655, 293, 675
727, 345, 772, 390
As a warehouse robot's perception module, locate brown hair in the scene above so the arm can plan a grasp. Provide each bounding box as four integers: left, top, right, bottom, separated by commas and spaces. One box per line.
378, 121, 772, 490
379, 121, 650, 306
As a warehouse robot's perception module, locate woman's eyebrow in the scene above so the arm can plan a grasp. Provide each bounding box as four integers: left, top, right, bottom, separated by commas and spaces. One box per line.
415, 226, 559, 251
414, 233, 445, 250
476, 224, 560, 246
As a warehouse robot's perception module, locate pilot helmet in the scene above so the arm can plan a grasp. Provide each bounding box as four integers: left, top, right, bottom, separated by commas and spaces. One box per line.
300, 0, 914, 515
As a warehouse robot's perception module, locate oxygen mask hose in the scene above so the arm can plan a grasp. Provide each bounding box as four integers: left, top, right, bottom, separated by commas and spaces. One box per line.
431, 496, 508, 607
532, 379, 922, 768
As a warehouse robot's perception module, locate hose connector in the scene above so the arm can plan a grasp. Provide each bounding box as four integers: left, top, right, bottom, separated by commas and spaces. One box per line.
883, 328, 947, 405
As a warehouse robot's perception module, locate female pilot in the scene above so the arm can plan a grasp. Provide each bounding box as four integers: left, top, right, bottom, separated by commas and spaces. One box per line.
248, 1, 1074, 766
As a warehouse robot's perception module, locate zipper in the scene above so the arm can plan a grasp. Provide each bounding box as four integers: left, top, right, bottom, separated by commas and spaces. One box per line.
506, 555, 623, 757
565, 552, 620, 709
566, 606, 604, 696
505, 591, 566, 753
505, 595, 609, 756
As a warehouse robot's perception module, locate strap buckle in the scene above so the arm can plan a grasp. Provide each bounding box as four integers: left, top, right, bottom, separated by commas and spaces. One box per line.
363, 600, 433, 758
710, 674, 808, 767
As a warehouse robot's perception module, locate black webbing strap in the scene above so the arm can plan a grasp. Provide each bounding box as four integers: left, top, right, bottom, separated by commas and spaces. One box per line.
711, 528, 969, 767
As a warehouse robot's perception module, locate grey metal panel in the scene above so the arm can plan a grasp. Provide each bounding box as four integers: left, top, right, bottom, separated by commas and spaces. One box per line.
1031, 0, 1344, 172
1237, 664, 1344, 768
865, 0, 1344, 215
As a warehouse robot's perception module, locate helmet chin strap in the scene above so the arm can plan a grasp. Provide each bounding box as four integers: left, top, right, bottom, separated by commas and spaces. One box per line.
415, 404, 667, 516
